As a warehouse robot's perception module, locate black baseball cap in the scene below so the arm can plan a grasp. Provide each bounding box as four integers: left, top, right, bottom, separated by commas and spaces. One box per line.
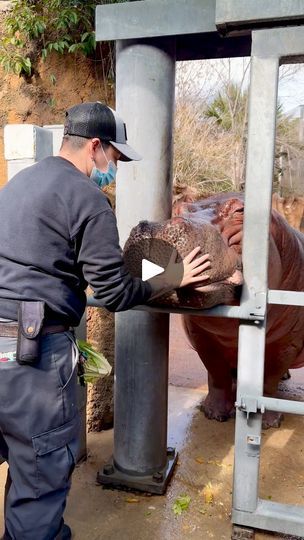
64, 101, 142, 162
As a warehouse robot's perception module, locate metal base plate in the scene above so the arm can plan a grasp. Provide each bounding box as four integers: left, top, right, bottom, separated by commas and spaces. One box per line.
97, 449, 178, 495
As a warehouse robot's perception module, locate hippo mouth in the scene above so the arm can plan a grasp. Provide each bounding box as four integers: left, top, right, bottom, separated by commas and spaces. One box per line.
174, 265, 243, 309
194, 268, 243, 293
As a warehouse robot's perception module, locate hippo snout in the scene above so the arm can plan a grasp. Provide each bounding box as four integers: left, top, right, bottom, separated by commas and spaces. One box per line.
123, 216, 243, 309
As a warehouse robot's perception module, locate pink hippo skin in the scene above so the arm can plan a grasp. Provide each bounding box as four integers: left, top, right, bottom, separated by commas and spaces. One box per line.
123, 193, 304, 428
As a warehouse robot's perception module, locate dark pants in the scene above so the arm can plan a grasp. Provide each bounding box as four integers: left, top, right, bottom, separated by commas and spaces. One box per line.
0, 331, 80, 540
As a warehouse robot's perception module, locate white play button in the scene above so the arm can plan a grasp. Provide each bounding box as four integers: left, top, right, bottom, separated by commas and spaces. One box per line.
142, 259, 164, 281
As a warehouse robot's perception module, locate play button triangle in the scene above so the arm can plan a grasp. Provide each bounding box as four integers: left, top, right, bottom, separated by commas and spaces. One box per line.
142, 259, 164, 281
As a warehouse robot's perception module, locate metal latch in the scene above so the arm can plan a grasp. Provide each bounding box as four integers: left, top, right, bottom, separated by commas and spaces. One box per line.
248, 291, 267, 319
235, 396, 265, 421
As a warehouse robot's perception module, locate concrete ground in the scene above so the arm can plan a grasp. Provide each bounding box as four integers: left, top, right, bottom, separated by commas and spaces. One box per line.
1, 314, 304, 539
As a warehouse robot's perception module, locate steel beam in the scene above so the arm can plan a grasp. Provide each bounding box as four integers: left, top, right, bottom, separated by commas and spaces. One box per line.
236, 395, 304, 417
252, 26, 304, 62
268, 290, 304, 307
88, 297, 265, 321
95, 0, 251, 61
96, 0, 216, 41
216, 0, 304, 35
233, 499, 304, 537
232, 40, 280, 516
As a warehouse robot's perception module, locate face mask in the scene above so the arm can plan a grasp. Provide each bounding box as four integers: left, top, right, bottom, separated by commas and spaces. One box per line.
90, 161, 117, 188
90, 143, 117, 188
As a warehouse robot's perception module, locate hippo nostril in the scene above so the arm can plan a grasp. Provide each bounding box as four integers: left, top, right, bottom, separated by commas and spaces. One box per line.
236, 261, 243, 271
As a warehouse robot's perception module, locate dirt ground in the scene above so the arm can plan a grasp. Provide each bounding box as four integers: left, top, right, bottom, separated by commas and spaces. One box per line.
1, 314, 304, 539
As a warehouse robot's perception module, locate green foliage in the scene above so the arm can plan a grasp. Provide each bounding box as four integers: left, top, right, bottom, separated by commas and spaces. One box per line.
205, 83, 248, 133
0, 0, 125, 77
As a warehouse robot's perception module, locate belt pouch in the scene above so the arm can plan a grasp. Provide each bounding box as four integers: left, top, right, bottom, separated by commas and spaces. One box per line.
16, 301, 45, 365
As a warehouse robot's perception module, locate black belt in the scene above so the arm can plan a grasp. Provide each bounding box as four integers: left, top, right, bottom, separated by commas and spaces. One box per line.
0, 324, 70, 338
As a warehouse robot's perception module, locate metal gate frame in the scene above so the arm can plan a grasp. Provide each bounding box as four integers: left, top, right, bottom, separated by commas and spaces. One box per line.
231, 26, 304, 538
92, 1, 304, 536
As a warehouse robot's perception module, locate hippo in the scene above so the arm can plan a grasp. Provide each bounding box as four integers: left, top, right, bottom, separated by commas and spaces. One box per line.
123, 192, 304, 428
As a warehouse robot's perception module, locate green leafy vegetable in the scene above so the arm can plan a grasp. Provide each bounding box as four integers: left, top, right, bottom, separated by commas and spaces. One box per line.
172, 495, 191, 515
77, 339, 112, 384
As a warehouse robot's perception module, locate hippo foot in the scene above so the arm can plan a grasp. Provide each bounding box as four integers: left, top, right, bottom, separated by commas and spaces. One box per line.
262, 410, 284, 429
281, 370, 291, 381
201, 390, 235, 422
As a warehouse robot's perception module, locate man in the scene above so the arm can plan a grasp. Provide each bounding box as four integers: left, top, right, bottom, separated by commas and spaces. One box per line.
0, 102, 210, 539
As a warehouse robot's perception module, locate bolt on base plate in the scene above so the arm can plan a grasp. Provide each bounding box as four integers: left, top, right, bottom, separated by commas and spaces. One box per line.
97, 447, 178, 495
231, 525, 255, 539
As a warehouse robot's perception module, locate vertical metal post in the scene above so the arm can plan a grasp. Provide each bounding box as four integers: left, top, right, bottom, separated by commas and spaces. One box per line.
98, 37, 177, 493
299, 104, 304, 144
114, 310, 170, 476
116, 38, 176, 243
232, 54, 279, 514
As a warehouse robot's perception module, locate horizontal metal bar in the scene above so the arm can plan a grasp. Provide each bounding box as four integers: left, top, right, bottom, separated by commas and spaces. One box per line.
233, 499, 304, 536
96, 0, 216, 42
216, 0, 304, 34
261, 396, 304, 416
133, 304, 256, 319
238, 395, 304, 416
133, 304, 266, 320
87, 296, 265, 320
268, 289, 304, 307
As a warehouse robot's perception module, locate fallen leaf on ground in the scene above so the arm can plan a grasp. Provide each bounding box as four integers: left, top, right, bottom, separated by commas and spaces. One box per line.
202, 482, 214, 504
207, 460, 231, 468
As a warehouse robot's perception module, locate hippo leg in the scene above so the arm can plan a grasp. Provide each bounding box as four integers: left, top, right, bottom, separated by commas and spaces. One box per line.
183, 318, 237, 421
260, 384, 284, 430
202, 373, 236, 422
262, 410, 284, 430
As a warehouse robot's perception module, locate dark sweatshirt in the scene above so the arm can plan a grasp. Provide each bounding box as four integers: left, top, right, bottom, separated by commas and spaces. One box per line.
0, 156, 152, 326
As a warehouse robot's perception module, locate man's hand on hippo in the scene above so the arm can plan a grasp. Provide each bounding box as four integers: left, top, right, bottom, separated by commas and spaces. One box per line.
147, 246, 211, 300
